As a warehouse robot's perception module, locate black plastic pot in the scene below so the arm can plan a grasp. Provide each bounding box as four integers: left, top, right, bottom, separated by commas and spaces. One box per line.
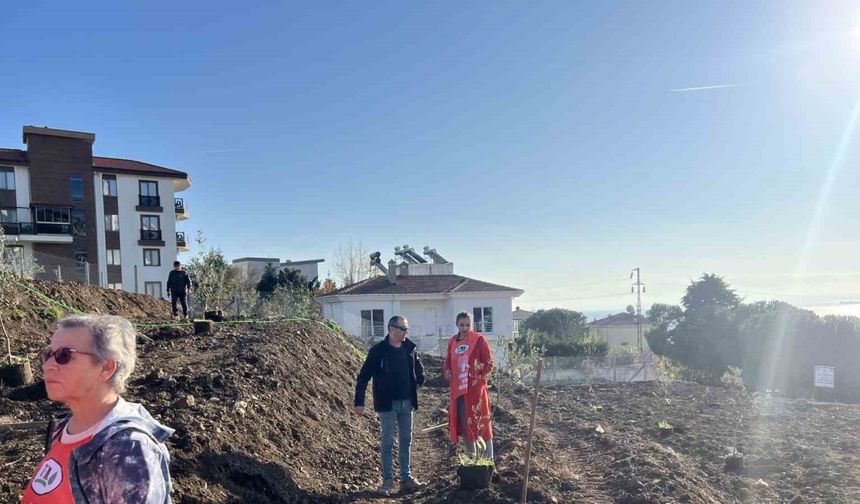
0, 360, 33, 387
457, 464, 493, 490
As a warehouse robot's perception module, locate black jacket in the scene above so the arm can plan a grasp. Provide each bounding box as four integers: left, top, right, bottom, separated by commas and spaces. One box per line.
354, 336, 425, 412
167, 269, 191, 294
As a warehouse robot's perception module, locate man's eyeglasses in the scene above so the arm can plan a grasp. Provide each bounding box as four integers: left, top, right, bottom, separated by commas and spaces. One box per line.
41, 347, 98, 365
390, 325, 409, 332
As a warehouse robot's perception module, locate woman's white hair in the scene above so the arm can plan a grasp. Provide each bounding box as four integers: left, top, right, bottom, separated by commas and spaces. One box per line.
58, 314, 137, 394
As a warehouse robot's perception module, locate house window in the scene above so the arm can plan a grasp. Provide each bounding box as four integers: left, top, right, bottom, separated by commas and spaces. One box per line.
139, 181, 159, 207
70, 175, 84, 202
0, 169, 14, 190
72, 209, 86, 237
473, 307, 493, 333
107, 283, 122, 290
143, 248, 160, 266
106, 249, 121, 266
102, 178, 117, 197
104, 214, 119, 231
140, 215, 161, 241
361, 309, 385, 340
144, 281, 162, 299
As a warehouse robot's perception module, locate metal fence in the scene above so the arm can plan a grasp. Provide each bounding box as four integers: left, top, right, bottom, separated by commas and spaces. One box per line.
528, 352, 656, 385
1, 248, 101, 286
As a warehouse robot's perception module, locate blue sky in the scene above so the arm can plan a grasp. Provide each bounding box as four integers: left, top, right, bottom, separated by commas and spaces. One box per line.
2, 1, 859, 316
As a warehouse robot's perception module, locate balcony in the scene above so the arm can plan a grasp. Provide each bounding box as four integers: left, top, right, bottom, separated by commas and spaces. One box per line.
1, 206, 73, 243
174, 198, 189, 221
139, 229, 164, 246
176, 231, 189, 252
137, 195, 161, 211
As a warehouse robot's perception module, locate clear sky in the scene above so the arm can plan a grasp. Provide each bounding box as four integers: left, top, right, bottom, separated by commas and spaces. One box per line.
2, 1, 859, 316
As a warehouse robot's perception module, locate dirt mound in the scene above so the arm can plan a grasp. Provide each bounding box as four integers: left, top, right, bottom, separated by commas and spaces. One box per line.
1, 283, 859, 504
0, 279, 171, 356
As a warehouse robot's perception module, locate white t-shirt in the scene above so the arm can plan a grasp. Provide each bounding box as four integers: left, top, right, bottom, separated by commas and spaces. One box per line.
61, 397, 134, 444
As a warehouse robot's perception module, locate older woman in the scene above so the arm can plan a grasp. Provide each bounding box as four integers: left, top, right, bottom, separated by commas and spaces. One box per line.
21, 314, 174, 504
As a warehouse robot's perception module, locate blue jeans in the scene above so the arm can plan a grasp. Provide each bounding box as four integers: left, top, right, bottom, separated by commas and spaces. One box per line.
379, 399, 414, 481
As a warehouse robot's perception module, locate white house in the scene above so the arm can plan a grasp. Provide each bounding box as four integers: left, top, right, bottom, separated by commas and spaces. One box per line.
588, 312, 652, 352
317, 246, 523, 365
512, 306, 533, 338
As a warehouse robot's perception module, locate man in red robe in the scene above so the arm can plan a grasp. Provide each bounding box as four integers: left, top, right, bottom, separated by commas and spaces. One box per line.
443, 311, 495, 459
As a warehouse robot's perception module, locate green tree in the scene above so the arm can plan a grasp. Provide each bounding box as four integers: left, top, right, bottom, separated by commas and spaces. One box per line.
681, 273, 740, 319
256, 263, 279, 297
277, 268, 320, 292
185, 231, 237, 312
518, 309, 603, 357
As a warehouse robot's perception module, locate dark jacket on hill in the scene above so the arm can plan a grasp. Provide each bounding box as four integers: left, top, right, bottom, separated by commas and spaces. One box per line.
354, 336, 425, 412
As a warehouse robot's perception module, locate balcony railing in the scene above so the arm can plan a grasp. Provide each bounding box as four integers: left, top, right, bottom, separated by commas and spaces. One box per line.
138, 195, 161, 207
176, 231, 187, 247
140, 229, 162, 241
174, 198, 185, 214
1, 206, 73, 236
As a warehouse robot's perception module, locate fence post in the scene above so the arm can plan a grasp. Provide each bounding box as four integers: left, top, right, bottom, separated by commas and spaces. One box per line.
56, 265, 62, 282
134, 265, 139, 293
85, 262, 91, 284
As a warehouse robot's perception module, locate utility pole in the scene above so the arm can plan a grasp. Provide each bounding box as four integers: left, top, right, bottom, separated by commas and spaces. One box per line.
630, 267, 646, 352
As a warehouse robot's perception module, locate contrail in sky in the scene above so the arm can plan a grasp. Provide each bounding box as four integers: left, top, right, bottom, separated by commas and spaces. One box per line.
669, 83, 744, 92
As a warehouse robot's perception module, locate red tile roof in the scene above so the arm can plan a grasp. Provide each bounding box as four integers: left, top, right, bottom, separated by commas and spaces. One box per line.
321, 274, 522, 297
0, 148, 28, 165
93, 156, 188, 179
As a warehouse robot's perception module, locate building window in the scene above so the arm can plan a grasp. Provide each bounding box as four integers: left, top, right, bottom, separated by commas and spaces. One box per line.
139, 181, 159, 207
361, 309, 385, 340
0, 169, 14, 190
140, 215, 161, 241
0, 208, 17, 223
143, 248, 160, 266
72, 209, 86, 237
34, 207, 71, 234
106, 249, 121, 266
102, 178, 117, 197
107, 283, 122, 290
144, 281, 162, 299
104, 214, 119, 231
70, 175, 84, 202
473, 307, 493, 333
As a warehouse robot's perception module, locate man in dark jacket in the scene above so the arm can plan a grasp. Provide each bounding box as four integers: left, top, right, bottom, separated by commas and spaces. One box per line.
166, 261, 192, 320
353, 315, 425, 496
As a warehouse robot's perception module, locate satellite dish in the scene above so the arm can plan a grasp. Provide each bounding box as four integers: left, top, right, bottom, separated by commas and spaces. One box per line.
626, 305, 635, 314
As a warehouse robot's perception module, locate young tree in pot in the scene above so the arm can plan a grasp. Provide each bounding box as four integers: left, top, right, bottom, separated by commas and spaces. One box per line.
457, 437, 494, 489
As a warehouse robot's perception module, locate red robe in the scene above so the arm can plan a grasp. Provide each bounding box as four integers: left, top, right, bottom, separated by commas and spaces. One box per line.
443, 331, 494, 443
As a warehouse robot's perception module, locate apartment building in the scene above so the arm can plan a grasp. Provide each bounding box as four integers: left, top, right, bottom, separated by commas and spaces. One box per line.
0, 126, 191, 298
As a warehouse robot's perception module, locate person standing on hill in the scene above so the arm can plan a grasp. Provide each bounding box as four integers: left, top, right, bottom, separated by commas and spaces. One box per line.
353, 315, 426, 496
166, 261, 191, 320
443, 311, 495, 460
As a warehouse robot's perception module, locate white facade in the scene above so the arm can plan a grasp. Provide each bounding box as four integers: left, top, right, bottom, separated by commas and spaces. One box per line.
320, 292, 518, 367
93, 172, 187, 296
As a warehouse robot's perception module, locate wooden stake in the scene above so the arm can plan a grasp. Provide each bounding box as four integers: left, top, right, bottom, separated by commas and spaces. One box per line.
419, 422, 448, 434
0, 421, 48, 434
521, 358, 543, 504
1, 315, 12, 365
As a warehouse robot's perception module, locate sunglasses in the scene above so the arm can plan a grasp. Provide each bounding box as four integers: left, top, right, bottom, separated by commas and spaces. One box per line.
41, 347, 98, 365
389, 325, 409, 332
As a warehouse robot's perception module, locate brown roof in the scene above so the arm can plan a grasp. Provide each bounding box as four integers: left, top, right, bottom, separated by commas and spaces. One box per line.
322, 274, 522, 297
589, 312, 651, 327
0, 148, 28, 165
93, 156, 188, 179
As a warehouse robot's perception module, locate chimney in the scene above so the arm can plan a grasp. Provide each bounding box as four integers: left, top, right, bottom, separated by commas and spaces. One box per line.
387, 259, 397, 284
